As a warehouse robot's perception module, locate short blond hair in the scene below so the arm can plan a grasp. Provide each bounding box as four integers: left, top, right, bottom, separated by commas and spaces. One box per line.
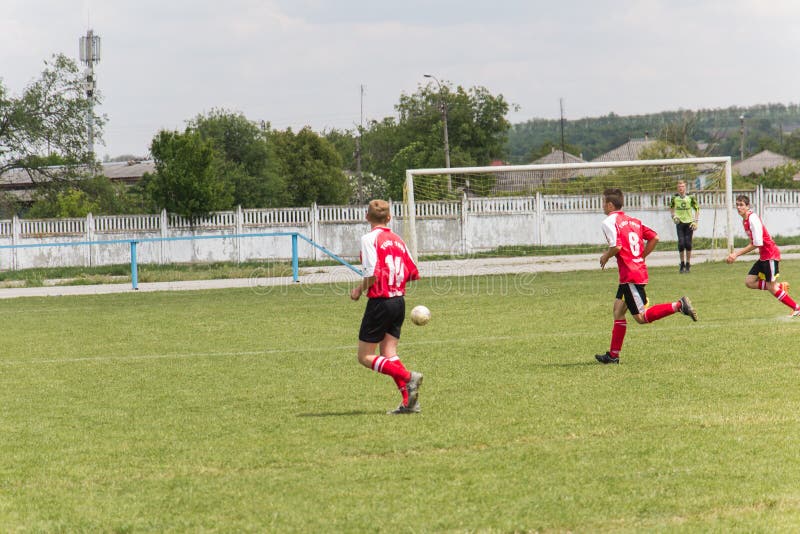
367, 199, 390, 224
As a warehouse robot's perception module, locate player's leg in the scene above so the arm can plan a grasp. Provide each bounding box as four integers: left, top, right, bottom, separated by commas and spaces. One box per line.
762, 261, 800, 313
684, 225, 694, 272
596, 287, 628, 364
676, 225, 686, 272
745, 261, 766, 289
635, 284, 697, 324
378, 334, 411, 405
357, 299, 413, 395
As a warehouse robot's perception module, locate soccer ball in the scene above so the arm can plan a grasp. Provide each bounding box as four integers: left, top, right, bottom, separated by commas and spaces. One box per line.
410, 305, 431, 326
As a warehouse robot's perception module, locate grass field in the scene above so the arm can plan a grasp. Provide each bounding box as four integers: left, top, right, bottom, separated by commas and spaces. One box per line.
2, 259, 800, 531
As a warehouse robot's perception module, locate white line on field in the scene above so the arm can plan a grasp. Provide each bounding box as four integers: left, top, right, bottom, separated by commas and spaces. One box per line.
0, 315, 792, 366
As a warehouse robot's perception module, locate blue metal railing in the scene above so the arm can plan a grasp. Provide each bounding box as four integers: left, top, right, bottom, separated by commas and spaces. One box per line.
0, 232, 362, 290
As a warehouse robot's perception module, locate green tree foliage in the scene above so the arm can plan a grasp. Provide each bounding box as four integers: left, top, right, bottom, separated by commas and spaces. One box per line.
359, 83, 512, 199
189, 110, 289, 207
507, 103, 800, 163
28, 175, 140, 218
146, 130, 234, 218
0, 54, 103, 181
270, 127, 351, 206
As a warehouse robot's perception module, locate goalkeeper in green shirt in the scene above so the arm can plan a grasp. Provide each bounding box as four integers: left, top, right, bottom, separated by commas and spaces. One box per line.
669, 180, 700, 273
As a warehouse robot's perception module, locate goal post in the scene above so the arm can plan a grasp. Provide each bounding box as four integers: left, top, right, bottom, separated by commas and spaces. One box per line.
403, 156, 734, 262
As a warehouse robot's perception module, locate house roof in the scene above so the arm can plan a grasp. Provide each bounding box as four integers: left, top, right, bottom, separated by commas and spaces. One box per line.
0, 160, 155, 201
733, 149, 796, 176
532, 149, 585, 165
592, 138, 657, 162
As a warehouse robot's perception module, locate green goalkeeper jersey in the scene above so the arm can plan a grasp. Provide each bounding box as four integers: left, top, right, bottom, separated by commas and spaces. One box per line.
670, 194, 699, 223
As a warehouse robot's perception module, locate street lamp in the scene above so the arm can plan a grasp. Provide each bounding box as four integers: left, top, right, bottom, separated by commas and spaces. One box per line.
424, 74, 451, 184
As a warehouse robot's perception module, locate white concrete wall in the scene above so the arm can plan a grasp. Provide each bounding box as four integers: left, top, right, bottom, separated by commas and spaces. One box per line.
0, 186, 798, 270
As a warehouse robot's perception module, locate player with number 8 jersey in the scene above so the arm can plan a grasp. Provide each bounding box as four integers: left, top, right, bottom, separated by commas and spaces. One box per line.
350, 199, 423, 414
595, 188, 698, 365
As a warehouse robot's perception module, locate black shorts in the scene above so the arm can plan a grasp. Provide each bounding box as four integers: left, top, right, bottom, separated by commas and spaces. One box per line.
358, 296, 406, 343
616, 283, 649, 315
748, 260, 780, 282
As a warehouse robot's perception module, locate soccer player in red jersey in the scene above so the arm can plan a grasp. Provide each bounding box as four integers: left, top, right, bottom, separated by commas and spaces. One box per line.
726, 194, 800, 316
350, 199, 424, 413
595, 188, 698, 364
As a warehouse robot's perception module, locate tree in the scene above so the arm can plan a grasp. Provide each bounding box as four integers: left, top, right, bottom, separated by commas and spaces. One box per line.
189, 110, 289, 207
146, 130, 233, 218
361, 83, 513, 198
271, 127, 351, 206
28, 175, 139, 218
0, 54, 103, 182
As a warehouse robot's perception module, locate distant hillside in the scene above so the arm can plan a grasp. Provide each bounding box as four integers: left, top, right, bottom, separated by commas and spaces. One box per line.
506, 103, 800, 163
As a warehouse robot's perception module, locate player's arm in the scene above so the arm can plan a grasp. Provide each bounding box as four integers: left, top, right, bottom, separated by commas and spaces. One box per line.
726, 243, 756, 264
352, 234, 377, 300
642, 234, 659, 259
600, 246, 621, 269
691, 197, 699, 229
669, 197, 679, 223
350, 275, 376, 300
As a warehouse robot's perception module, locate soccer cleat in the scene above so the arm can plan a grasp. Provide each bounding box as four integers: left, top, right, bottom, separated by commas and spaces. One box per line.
406, 371, 423, 409
679, 296, 698, 322
387, 402, 421, 415
685, 263, 691, 273
791, 307, 800, 317
595, 352, 619, 364
679, 263, 685, 274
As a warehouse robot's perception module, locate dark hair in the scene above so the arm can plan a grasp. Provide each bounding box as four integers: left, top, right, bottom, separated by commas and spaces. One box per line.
736, 194, 750, 205
603, 188, 624, 209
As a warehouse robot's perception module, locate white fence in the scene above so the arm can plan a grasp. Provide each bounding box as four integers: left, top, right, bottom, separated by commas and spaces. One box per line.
0, 186, 798, 270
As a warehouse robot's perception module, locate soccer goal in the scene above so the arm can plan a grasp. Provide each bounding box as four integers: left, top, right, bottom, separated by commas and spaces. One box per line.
401, 157, 734, 262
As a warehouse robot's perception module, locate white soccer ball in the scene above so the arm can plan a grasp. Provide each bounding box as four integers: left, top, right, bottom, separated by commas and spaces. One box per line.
410, 305, 431, 326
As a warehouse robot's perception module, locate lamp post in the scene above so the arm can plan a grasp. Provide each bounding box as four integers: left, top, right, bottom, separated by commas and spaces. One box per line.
424, 74, 451, 190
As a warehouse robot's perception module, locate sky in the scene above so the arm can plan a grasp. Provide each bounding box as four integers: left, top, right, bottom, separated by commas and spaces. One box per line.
2, 0, 799, 159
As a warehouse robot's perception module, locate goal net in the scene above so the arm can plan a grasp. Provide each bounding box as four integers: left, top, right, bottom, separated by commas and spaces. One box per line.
400, 157, 734, 264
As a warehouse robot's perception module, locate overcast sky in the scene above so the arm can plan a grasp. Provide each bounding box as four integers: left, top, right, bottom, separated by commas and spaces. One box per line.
2, 0, 799, 159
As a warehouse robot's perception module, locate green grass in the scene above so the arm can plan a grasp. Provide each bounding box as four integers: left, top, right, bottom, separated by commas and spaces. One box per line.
3, 261, 800, 530
0, 260, 345, 287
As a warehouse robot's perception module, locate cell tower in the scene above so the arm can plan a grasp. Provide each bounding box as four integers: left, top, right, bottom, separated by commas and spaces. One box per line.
79, 29, 101, 158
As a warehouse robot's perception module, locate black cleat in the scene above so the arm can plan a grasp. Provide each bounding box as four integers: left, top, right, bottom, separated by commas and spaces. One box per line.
679, 296, 698, 321
595, 352, 619, 364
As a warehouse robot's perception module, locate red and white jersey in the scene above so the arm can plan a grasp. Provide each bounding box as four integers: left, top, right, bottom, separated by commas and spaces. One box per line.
601, 211, 657, 284
360, 226, 420, 298
743, 210, 780, 261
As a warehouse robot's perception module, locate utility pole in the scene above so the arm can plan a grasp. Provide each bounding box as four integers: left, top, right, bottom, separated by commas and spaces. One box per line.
739, 114, 745, 162
559, 98, 566, 163
79, 29, 101, 161
355, 84, 364, 203
423, 74, 451, 190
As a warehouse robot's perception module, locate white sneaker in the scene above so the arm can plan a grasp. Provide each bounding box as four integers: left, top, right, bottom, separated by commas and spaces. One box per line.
406, 371, 423, 410
387, 403, 421, 415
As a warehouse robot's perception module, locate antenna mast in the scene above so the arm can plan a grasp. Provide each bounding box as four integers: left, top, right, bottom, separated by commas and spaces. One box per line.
79, 28, 101, 159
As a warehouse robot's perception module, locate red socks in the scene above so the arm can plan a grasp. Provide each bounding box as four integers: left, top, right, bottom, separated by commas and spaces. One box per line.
609, 320, 626, 358
774, 286, 799, 310
642, 302, 679, 323
372, 355, 411, 405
